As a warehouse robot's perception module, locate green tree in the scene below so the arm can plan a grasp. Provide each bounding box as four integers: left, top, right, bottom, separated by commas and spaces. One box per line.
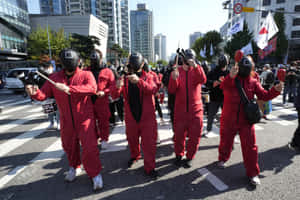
273, 12, 288, 63
192, 31, 223, 62
27, 26, 70, 60
156, 60, 168, 66
70, 33, 101, 60
224, 22, 257, 59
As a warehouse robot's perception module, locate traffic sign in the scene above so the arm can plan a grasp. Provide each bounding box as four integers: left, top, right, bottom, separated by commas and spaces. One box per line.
233, 3, 243, 14
242, 7, 255, 12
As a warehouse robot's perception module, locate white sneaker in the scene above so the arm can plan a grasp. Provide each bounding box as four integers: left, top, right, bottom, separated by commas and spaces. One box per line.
204, 131, 219, 138
64, 167, 82, 182
250, 176, 261, 186
47, 123, 54, 129
217, 161, 226, 169
93, 173, 103, 190
57, 123, 60, 130
101, 141, 109, 149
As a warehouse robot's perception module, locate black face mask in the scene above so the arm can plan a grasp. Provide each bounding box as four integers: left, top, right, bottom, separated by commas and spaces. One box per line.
90, 59, 101, 70
238, 57, 252, 78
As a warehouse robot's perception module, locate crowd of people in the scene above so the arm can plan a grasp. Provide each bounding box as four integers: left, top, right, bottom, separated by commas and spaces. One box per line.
25, 47, 300, 191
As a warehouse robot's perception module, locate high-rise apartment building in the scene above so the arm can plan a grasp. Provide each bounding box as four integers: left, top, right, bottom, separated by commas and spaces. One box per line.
121, 0, 130, 51
154, 33, 167, 61
130, 3, 153, 62
39, 0, 66, 15
0, 0, 30, 61
189, 32, 203, 48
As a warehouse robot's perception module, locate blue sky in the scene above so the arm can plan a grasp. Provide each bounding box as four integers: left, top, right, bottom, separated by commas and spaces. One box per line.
129, 0, 228, 57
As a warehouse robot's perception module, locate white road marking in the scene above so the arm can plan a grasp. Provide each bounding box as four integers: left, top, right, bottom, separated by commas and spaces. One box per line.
255, 124, 263, 130
0, 139, 63, 190
0, 122, 49, 157
198, 168, 228, 191
278, 109, 297, 115
0, 99, 16, 105
0, 113, 46, 133
3, 99, 30, 107
0, 114, 12, 121
267, 114, 294, 126
1, 104, 33, 115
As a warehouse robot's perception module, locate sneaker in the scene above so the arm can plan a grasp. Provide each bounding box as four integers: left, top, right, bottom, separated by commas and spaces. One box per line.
183, 159, 193, 168
203, 131, 219, 138
65, 167, 82, 182
47, 123, 54, 129
101, 141, 109, 149
57, 122, 60, 131
250, 176, 261, 186
160, 118, 165, 125
92, 173, 103, 190
127, 158, 138, 168
174, 155, 182, 167
217, 161, 226, 169
145, 169, 159, 179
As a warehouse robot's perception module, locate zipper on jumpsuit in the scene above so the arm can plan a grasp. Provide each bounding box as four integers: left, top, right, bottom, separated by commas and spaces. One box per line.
67, 78, 76, 128
236, 79, 244, 124
186, 71, 189, 113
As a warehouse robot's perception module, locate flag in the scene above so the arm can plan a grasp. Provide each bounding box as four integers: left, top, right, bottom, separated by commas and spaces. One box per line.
241, 42, 253, 55
256, 12, 279, 49
210, 43, 214, 56
228, 18, 244, 35
258, 36, 277, 60
200, 45, 206, 58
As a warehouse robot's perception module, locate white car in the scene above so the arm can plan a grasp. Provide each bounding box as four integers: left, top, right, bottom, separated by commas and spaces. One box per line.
5, 68, 38, 92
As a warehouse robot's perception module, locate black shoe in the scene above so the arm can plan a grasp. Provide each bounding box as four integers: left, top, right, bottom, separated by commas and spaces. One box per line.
174, 155, 182, 167
183, 159, 192, 168
145, 170, 159, 179
127, 158, 138, 168
287, 142, 300, 152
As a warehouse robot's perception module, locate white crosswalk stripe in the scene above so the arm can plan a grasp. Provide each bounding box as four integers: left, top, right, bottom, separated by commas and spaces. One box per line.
1, 104, 33, 115
2, 99, 31, 107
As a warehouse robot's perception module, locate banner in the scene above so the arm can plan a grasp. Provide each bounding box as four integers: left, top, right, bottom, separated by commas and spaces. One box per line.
241, 42, 253, 55
228, 18, 244, 35
258, 36, 277, 60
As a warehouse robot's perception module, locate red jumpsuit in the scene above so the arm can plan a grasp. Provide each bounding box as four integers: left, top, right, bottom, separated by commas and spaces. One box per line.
168, 65, 207, 160
94, 68, 115, 141
32, 68, 102, 178
219, 75, 280, 177
113, 70, 158, 173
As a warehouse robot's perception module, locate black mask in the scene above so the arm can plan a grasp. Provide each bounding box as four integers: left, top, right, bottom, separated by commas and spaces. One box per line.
59, 49, 79, 72
90, 50, 101, 70
128, 52, 143, 73
238, 57, 252, 78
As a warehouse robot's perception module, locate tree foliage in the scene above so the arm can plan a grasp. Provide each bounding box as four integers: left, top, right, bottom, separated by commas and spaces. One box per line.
70, 33, 101, 60
273, 12, 288, 62
111, 43, 129, 59
224, 22, 257, 59
27, 26, 70, 60
192, 31, 223, 62
156, 60, 168, 66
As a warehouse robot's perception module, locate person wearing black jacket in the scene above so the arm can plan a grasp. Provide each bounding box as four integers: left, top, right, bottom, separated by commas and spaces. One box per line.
283, 62, 298, 105
203, 55, 229, 138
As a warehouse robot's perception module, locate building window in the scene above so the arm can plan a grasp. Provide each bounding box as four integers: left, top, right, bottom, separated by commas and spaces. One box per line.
263, 0, 271, 6
291, 31, 300, 38
262, 11, 268, 18
295, 5, 300, 12
276, 0, 285, 3
293, 18, 300, 26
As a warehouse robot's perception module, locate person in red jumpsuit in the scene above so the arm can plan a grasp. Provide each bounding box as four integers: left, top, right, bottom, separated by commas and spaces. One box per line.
218, 56, 283, 186
25, 49, 103, 190
113, 52, 158, 178
168, 49, 207, 168
89, 49, 115, 149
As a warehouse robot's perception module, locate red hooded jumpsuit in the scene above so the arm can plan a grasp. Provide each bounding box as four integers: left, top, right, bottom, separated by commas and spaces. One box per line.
94, 68, 115, 141
113, 70, 158, 173
219, 75, 280, 177
32, 68, 102, 178
168, 65, 207, 160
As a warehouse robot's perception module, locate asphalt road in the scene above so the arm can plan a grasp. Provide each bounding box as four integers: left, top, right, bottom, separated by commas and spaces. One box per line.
0, 88, 299, 200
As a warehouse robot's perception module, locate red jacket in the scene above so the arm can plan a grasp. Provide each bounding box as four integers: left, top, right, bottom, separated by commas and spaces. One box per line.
148, 70, 161, 93
113, 70, 157, 123
96, 68, 115, 105
32, 68, 97, 127
168, 65, 207, 113
220, 75, 280, 125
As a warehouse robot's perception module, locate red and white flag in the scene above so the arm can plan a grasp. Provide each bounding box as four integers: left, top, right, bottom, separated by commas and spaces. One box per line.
256, 12, 279, 49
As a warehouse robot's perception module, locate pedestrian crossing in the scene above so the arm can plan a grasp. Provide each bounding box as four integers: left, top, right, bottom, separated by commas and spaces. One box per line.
0, 94, 298, 191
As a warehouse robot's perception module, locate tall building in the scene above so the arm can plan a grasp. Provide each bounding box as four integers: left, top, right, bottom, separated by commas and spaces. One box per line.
39, 0, 66, 15
0, 0, 30, 61
154, 33, 167, 61
221, 0, 300, 62
121, 0, 130, 51
130, 3, 154, 62
189, 32, 203, 48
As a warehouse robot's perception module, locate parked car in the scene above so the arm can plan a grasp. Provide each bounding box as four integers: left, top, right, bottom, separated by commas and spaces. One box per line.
5, 68, 38, 92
